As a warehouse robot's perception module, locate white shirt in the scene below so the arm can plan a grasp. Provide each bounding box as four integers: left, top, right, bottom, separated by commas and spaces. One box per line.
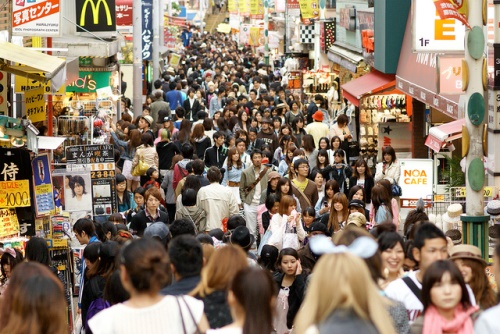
89, 295, 204, 334
207, 327, 242, 334
384, 270, 476, 325
474, 303, 500, 333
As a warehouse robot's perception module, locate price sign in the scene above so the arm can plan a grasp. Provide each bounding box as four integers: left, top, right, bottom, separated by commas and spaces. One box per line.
454, 187, 495, 198
0, 180, 31, 208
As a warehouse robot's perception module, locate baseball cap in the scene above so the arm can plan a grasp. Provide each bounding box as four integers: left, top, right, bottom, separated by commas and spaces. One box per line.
348, 199, 365, 208
309, 222, 329, 236
144, 222, 171, 245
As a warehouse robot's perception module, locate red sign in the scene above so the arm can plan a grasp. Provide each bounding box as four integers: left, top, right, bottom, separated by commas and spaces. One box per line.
433, 0, 470, 29
12, 0, 60, 27
116, 0, 133, 26
287, 0, 300, 9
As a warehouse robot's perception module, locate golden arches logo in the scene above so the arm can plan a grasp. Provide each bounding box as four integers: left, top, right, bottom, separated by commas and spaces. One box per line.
80, 0, 113, 26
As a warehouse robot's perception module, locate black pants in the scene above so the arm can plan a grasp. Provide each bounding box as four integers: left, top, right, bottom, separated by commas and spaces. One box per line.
166, 203, 176, 223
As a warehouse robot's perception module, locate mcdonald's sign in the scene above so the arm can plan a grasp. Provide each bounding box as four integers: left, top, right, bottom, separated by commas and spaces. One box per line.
76, 0, 116, 32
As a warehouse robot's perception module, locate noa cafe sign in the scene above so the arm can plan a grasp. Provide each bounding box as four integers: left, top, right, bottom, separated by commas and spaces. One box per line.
66, 71, 112, 93
399, 159, 434, 203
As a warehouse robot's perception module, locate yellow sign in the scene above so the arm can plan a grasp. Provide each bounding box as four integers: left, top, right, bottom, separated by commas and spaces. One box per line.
0, 180, 31, 208
14, 76, 65, 94
80, 0, 113, 26
249, 27, 263, 46
299, 0, 320, 19
454, 186, 495, 198
228, 0, 238, 14
0, 209, 19, 238
249, 0, 264, 18
25, 87, 46, 123
239, 0, 250, 15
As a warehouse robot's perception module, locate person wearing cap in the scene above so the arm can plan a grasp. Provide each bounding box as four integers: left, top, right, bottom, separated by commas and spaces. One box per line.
240, 149, 271, 237
346, 212, 367, 228
475, 244, 500, 332
306, 111, 329, 148
257, 117, 279, 153
138, 115, 154, 136
349, 199, 370, 222
297, 221, 329, 273
306, 94, 321, 124
450, 244, 496, 309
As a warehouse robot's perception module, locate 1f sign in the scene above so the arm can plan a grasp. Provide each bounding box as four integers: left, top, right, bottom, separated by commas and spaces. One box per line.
412, 0, 465, 52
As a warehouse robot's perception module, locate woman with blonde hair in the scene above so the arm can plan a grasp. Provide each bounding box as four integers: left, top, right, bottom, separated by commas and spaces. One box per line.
294, 243, 396, 334
191, 245, 249, 329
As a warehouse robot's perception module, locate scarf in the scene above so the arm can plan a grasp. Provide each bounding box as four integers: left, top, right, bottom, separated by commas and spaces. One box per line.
422, 304, 478, 334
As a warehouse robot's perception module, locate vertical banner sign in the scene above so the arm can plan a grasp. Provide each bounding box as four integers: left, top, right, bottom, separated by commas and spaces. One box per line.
398, 159, 434, 208
324, 20, 336, 52
240, 0, 250, 16
249, 0, 264, 19
299, 0, 319, 20
240, 25, 251, 44
164, 26, 178, 48
32, 154, 55, 217
65, 144, 117, 215
116, 0, 133, 26
228, 0, 238, 14
0, 71, 6, 115
249, 27, 263, 46
437, 57, 463, 95
25, 87, 46, 123
12, 0, 61, 37
76, 0, 117, 32
142, 0, 153, 60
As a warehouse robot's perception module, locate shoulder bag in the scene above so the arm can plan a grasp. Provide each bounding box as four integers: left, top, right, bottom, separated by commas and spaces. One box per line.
176, 296, 203, 334
282, 222, 300, 250
132, 153, 149, 176
244, 166, 269, 195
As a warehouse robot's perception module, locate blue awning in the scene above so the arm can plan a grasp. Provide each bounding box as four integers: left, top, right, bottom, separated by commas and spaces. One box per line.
187, 12, 197, 21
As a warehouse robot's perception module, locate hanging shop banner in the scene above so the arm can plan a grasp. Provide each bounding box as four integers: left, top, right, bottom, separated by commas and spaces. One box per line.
323, 20, 336, 53
12, 0, 61, 37
169, 53, 181, 68
299, 0, 319, 20
164, 26, 178, 49
0, 72, 6, 115
413, 0, 466, 52
249, 27, 264, 46
228, 0, 238, 14
240, 25, 251, 45
76, 0, 117, 32
437, 56, 463, 95
239, 0, 250, 16
32, 154, 55, 217
250, 0, 264, 19
275, 0, 286, 12
398, 159, 434, 208
66, 71, 112, 93
25, 87, 46, 123
116, 0, 133, 26
142, 0, 153, 60
65, 144, 115, 169
229, 14, 241, 29
0, 209, 20, 238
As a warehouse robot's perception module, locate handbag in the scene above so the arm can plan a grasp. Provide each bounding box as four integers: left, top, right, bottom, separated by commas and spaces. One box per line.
392, 183, 402, 197
132, 153, 149, 176
282, 223, 300, 250
258, 229, 273, 256
95, 206, 105, 215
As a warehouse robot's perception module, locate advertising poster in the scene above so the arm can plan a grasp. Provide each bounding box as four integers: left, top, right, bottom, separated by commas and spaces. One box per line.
0, 209, 20, 238
32, 154, 55, 217
12, 0, 61, 37
228, 0, 238, 14
63, 173, 93, 212
299, 0, 319, 20
76, 0, 116, 32
398, 159, 434, 208
239, 0, 250, 16
249, 0, 264, 19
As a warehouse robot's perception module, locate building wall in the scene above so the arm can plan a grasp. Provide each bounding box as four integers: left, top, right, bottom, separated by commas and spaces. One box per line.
412, 99, 427, 159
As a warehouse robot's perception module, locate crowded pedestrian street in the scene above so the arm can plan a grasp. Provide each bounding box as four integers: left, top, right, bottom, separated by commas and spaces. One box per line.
0, 0, 499, 333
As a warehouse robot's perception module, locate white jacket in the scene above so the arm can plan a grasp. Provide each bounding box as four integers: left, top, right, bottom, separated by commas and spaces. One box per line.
374, 160, 401, 185
197, 183, 239, 231
267, 213, 306, 250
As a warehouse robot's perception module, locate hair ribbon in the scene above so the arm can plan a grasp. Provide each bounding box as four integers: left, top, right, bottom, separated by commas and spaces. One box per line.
309, 235, 378, 259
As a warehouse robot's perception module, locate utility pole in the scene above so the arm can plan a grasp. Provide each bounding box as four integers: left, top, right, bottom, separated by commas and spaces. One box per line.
132, 0, 143, 117
152, 0, 160, 82
264, 0, 269, 66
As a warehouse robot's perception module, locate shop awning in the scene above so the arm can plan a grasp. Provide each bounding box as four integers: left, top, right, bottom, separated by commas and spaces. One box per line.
36, 136, 66, 150
0, 41, 66, 89
424, 118, 465, 153
396, 16, 462, 119
327, 45, 364, 73
341, 70, 395, 107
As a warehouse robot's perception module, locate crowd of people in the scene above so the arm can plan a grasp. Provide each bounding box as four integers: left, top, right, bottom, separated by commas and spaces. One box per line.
1, 26, 500, 334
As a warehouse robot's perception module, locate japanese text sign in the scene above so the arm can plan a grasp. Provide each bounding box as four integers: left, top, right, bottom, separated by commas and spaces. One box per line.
437, 56, 463, 95
65, 144, 114, 166
116, 0, 132, 26
0, 209, 20, 238
0, 180, 31, 208
249, 0, 264, 19
12, 0, 61, 37
299, 0, 320, 20
142, 0, 153, 60
25, 87, 46, 123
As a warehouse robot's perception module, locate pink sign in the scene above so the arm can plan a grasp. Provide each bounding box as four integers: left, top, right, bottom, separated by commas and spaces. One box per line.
438, 57, 463, 95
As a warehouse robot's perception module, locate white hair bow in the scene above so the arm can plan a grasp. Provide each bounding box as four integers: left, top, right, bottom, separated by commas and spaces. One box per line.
309, 235, 378, 259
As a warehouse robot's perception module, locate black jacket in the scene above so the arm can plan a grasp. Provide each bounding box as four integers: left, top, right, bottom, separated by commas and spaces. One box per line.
194, 136, 212, 160
157, 141, 181, 170
130, 209, 169, 237
348, 176, 375, 204
204, 145, 228, 169
273, 272, 306, 329
306, 102, 318, 124
199, 290, 232, 329
247, 138, 264, 153
183, 98, 202, 121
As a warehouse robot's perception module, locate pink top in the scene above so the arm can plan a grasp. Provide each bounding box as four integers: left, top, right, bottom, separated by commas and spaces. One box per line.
369, 198, 399, 229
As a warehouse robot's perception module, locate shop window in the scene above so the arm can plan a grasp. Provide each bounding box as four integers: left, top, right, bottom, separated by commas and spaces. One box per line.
325, 0, 336, 9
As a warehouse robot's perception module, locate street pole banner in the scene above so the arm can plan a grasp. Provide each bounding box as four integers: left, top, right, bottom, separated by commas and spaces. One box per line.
12, 0, 61, 37
142, 0, 153, 60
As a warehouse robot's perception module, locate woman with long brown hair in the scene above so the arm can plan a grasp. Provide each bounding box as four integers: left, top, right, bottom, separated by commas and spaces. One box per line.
0, 262, 68, 334
370, 184, 394, 228
131, 131, 159, 187
349, 158, 375, 207
110, 126, 142, 191
173, 119, 193, 145
191, 123, 212, 159
221, 147, 244, 207
190, 245, 249, 329
321, 192, 349, 235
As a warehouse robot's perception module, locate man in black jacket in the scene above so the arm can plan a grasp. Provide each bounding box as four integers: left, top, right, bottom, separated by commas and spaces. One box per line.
204, 131, 228, 169
247, 127, 264, 153
182, 88, 201, 121
306, 94, 322, 124
130, 187, 169, 237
